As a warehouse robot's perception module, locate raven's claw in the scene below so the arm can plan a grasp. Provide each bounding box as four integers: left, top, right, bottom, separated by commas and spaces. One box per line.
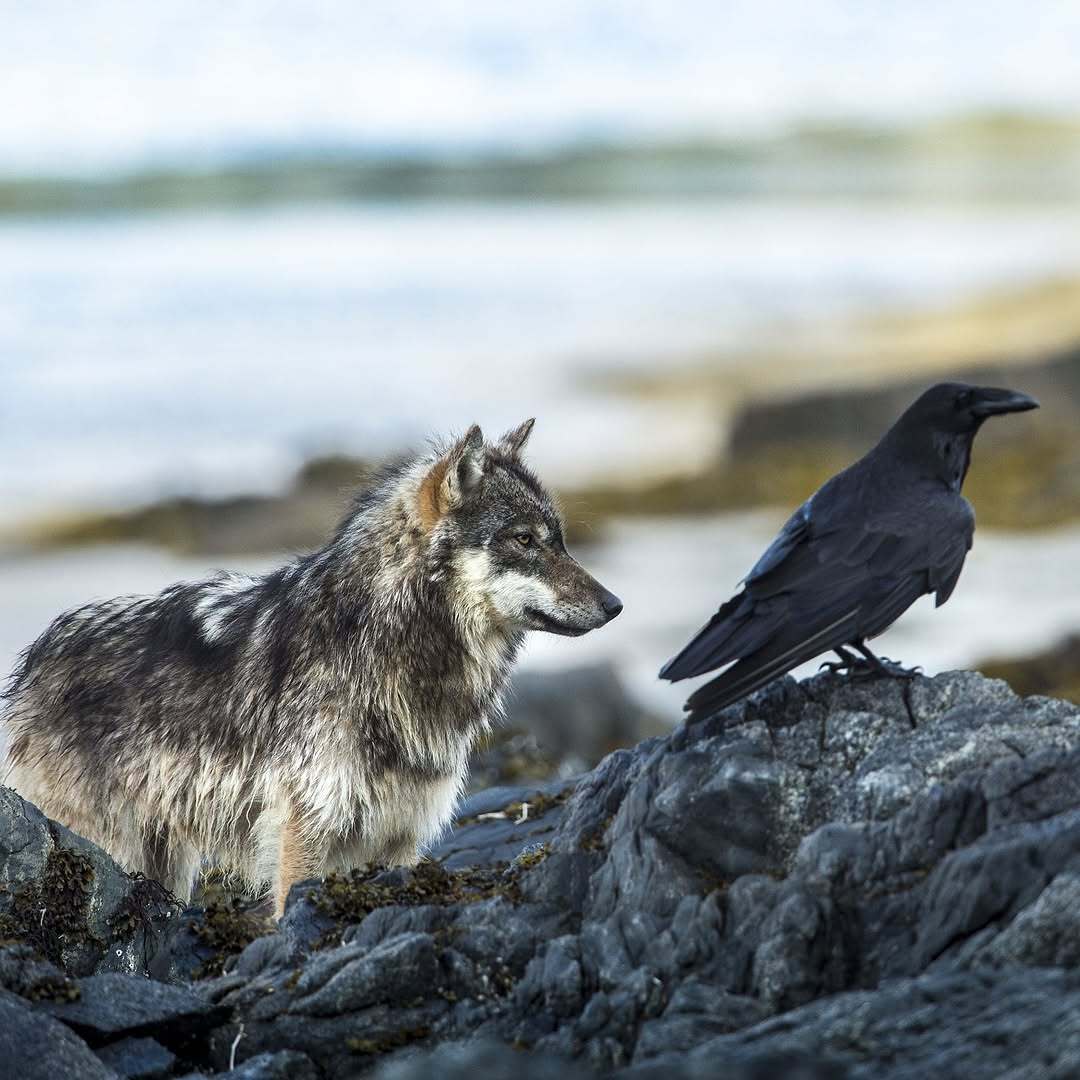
872, 656, 922, 679
818, 659, 849, 674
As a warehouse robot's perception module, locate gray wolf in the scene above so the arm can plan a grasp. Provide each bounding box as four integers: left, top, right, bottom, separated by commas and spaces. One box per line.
3, 420, 622, 914
661, 383, 1038, 719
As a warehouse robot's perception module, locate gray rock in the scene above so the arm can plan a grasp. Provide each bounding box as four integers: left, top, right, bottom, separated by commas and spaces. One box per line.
972, 870, 1080, 968
0, 992, 115, 1079
95, 1036, 176, 1079
7, 669, 1080, 1077
435, 779, 576, 870
0, 943, 79, 1002
184, 670, 1071, 1073
0, 786, 179, 976
38, 972, 227, 1046
228, 1050, 320, 1079
289, 932, 440, 1017
373, 1039, 594, 1079
680, 967, 1080, 1079
507, 664, 661, 766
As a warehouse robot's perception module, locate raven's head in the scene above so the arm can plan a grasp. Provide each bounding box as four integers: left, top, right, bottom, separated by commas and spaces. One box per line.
902, 382, 1039, 435
889, 382, 1039, 489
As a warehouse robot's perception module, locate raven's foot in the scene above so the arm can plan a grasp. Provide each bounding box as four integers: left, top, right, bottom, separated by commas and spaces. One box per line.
854, 643, 920, 727
853, 643, 921, 680
871, 657, 922, 680
819, 646, 889, 681
818, 646, 863, 675
819, 645, 921, 725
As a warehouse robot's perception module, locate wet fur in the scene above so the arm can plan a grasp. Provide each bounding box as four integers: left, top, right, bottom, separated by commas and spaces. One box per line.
2, 424, 616, 914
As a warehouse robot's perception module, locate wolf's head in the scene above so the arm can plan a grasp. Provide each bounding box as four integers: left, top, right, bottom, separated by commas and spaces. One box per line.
418, 420, 622, 636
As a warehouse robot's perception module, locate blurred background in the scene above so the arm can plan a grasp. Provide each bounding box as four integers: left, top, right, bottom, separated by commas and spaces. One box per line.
4, 2, 1080, 774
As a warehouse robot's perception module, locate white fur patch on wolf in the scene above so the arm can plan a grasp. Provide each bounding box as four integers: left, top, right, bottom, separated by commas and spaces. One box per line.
454, 549, 561, 624
193, 573, 257, 643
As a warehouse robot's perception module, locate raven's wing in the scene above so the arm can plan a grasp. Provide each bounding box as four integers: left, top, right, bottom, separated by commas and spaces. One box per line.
662, 494, 973, 720
658, 503, 811, 681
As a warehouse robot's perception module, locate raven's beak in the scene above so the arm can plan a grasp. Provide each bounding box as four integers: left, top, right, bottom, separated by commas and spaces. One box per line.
971, 386, 1040, 418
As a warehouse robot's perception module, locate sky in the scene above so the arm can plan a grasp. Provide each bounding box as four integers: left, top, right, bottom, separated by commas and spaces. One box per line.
4, 1, 1080, 174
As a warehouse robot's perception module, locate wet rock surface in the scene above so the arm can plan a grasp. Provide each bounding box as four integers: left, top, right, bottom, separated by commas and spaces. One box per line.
0, 786, 179, 976
4, 670, 1080, 1075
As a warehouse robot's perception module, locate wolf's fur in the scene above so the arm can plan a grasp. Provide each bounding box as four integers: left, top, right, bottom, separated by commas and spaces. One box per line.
3, 421, 620, 915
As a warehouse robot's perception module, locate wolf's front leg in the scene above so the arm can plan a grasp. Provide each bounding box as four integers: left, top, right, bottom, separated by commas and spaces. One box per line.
273, 805, 320, 919
384, 835, 423, 868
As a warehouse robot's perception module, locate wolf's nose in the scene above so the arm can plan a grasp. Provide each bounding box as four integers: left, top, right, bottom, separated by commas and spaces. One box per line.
600, 590, 624, 621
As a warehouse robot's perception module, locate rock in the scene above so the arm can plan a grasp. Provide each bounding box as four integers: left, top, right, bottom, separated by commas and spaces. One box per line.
974, 871, 1080, 968
670, 967, 1080, 1078
0, 993, 115, 1080
725, 351, 1080, 530
0, 943, 80, 1002
729, 350, 1080, 460
0, 786, 179, 977
373, 1039, 595, 1079
21, 453, 373, 559
227, 1050, 320, 1079
38, 971, 228, 1048
199, 670, 1080, 1075
7, 669, 1080, 1076
437, 779, 577, 869
149, 899, 275, 984
95, 1036, 177, 1079
471, 665, 664, 790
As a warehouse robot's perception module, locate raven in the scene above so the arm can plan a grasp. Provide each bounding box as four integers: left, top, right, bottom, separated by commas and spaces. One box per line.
660, 383, 1039, 722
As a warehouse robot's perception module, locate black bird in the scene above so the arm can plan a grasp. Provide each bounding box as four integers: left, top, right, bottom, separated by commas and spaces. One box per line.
660, 383, 1039, 721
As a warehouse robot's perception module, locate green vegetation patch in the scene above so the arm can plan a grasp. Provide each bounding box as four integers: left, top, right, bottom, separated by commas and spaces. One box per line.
192, 897, 275, 979
107, 872, 181, 944
311, 858, 534, 948
347, 1026, 432, 1057
0, 845, 100, 969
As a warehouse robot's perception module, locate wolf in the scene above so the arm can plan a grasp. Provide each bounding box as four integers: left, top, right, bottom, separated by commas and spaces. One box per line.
3, 420, 622, 915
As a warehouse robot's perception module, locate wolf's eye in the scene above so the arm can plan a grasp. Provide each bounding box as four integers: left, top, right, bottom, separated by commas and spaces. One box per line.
514, 533, 533, 548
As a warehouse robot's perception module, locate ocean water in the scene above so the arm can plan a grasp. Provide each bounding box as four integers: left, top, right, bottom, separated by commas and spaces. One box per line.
6, 200, 1080, 522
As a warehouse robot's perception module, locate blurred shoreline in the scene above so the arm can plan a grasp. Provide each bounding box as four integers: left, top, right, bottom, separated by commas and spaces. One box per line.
4, 111, 1080, 215
7, 268, 1080, 556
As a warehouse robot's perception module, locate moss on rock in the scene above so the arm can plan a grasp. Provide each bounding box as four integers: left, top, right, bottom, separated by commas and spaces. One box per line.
0, 845, 99, 967
191, 898, 274, 979
310, 859, 533, 949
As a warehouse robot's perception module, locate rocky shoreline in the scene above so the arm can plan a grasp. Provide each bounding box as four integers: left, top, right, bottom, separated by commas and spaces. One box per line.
9, 332, 1080, 563
569, 340, 1080, 534
4, 669, 1080, 1076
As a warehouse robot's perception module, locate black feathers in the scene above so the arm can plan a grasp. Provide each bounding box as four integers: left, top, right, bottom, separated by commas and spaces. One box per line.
661, 382, 1038, 722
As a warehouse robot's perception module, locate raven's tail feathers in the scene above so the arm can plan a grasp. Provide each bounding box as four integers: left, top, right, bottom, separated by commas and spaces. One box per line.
660, 593, 772, 681
683, 608, 859, 724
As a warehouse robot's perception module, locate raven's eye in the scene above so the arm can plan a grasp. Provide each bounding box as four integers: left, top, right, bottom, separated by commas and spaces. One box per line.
514, 533, 533, 548
955, 389, 973, 410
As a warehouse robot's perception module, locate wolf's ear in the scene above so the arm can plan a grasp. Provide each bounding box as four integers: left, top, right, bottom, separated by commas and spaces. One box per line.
418, 424, 486, 528
498, 417, 535, 458
446, 424, 486, 505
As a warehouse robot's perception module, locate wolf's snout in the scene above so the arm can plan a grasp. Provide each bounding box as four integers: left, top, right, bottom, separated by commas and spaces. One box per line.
598, 588, 623, 623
